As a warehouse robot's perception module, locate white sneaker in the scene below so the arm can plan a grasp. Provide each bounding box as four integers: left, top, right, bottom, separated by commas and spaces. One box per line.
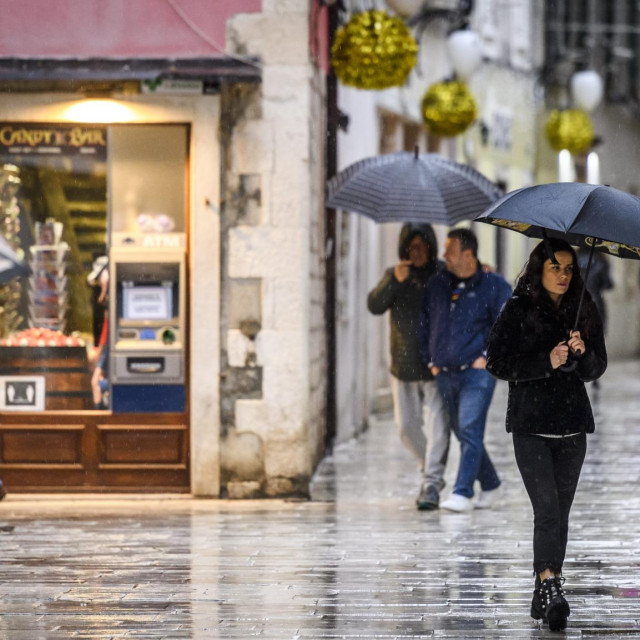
440, 493, 473, 513
475, 485, 501, 509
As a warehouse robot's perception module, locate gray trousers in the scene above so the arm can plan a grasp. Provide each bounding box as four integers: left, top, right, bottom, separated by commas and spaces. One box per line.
390, 376, 450, 491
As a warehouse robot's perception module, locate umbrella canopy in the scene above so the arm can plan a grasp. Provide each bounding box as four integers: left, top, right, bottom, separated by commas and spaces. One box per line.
475, 182, 640, 367
326, 151, 503, 225
476, 182, 640, 259
0, 235, 29, 285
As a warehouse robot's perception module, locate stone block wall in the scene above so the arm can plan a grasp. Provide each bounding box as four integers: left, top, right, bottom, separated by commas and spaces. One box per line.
219, 1, 327, 498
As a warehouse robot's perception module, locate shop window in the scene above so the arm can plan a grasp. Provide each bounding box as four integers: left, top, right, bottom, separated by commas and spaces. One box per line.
0, 123, 188, 413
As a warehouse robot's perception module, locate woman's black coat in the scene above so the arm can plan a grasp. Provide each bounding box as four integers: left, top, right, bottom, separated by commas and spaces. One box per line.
486, 293, 607, 436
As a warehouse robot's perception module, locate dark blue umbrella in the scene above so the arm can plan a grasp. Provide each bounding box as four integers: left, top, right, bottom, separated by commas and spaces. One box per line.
476, 182, 640, 366
476, 182, 640, 260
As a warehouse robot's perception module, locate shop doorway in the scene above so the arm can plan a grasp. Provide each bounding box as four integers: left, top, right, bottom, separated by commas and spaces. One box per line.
0, 123, 190, 491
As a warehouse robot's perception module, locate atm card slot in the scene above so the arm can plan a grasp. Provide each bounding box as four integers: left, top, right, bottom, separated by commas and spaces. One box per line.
119, 329, 139, 340
126, 357, 165, 374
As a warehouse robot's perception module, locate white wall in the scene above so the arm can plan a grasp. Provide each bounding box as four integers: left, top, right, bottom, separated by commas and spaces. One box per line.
333, 24, 454, 442
224, 2, 329, 495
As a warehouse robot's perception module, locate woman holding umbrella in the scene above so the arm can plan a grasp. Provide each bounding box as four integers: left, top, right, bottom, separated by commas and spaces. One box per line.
485, 238, 607, 631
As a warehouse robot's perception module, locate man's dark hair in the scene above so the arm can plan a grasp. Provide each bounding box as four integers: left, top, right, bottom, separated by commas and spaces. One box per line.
448, 228, 478, 258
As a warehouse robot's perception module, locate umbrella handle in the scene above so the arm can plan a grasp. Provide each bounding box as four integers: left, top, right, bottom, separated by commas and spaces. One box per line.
572, 239, 598, 356
558, 337, 579, 373
559, 358, 578, 373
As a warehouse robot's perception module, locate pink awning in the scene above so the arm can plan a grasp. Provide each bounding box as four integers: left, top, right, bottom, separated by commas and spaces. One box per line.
0, 0, 261, 59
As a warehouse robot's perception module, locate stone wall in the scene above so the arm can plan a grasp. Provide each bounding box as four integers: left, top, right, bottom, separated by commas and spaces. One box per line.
218, 1, 327, 498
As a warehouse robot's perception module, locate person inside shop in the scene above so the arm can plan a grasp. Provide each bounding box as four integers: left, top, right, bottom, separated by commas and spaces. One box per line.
87, 257, 110, 410
367, 223, 449, 510
486, 238, 607, 631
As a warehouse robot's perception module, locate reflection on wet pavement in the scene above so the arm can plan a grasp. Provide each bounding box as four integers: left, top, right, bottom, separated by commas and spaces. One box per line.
1, 361, 640, 637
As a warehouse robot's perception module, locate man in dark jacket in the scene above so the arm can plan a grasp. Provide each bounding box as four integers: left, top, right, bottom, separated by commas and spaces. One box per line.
368, 223, 449, 510
420, 228, 511, 512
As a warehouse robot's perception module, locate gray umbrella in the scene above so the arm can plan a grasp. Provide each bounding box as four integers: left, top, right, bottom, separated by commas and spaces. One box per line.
0, 234, 29, 285
326, 150, 503, 224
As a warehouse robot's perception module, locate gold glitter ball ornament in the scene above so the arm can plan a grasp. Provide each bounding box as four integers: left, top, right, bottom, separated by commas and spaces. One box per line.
545, 109, 594, 154
331, 10, 418, 90
421, 80, 477, 137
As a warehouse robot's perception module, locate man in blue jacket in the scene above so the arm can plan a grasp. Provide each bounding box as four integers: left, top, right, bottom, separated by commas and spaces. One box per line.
420, 228, 511, 512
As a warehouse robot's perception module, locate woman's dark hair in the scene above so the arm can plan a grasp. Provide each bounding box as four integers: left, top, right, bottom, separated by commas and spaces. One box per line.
514, 238, 599, 337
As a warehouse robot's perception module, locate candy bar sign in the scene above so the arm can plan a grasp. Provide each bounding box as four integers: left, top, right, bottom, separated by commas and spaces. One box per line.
0, 123, 107, 159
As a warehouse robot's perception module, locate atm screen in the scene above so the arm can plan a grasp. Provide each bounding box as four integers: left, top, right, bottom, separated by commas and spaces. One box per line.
123, 283, 173, 321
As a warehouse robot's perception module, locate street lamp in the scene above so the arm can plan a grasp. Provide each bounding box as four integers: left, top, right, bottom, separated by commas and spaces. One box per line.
571, 70, 603, 183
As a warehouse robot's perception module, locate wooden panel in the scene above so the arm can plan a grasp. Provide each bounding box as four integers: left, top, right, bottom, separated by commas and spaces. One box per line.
1, 426, 83, 463
98, 425, 186, 464
0, 411, 190, 492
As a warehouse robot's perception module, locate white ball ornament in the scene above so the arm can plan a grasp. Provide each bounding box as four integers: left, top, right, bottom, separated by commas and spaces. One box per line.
446, 30, 482, 80
571, 70, 603, 112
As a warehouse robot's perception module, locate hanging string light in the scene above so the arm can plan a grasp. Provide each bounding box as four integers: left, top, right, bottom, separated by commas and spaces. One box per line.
331, 10, 418, 90
421, 80, 477, 137
545, 109, 594, 155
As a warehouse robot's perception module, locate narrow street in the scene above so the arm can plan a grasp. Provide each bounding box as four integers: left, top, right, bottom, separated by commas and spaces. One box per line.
2, 360, 640, 639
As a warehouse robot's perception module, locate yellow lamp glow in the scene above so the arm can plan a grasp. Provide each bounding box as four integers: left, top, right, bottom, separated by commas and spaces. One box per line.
62, 99, 136, 123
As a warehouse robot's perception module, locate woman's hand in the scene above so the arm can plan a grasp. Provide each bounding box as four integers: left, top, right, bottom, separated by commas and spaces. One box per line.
568, 330, 586, 356
550, 342, 569, 369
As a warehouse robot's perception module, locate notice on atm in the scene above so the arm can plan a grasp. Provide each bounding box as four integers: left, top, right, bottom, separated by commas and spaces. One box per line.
124, 287, 170, 321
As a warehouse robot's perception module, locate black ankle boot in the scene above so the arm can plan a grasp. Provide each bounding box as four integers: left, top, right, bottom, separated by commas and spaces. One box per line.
539, 576, 570, 631
530, 575, 545, 621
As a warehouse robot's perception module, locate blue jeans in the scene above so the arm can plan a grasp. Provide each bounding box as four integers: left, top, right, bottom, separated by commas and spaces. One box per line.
436, 368, 500, 498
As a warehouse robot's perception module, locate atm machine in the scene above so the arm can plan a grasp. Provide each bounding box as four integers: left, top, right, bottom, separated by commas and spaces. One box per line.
106, 124, 189, 413
109, 241, 186, 412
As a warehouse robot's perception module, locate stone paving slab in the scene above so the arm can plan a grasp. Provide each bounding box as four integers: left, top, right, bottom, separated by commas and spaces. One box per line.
2, 361, 640, 638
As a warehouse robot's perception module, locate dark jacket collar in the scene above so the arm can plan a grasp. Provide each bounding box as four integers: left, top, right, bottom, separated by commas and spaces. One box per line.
447, 262, 483, 288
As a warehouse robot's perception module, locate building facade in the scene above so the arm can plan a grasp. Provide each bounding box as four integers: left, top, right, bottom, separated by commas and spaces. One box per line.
334, 0, 640, 448
0, 0, 330, 497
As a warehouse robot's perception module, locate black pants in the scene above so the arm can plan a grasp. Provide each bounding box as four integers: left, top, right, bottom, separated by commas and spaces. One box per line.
513, 432, 587, 575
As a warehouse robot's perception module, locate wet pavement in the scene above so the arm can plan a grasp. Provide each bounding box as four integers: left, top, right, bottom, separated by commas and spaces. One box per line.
2, 360, 640, 638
